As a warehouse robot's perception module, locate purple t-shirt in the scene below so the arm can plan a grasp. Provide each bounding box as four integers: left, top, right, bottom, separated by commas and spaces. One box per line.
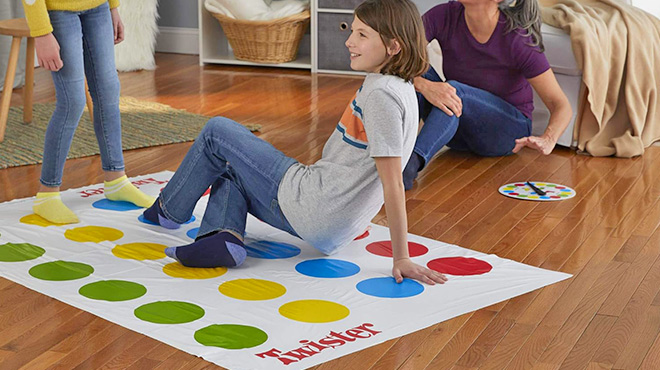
423, 1, 550, 119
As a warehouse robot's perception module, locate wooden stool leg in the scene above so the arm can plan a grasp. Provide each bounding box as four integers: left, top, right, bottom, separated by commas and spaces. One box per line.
84, 79, 93, 123
0, 36, 22, 143
24, 37, 35, 124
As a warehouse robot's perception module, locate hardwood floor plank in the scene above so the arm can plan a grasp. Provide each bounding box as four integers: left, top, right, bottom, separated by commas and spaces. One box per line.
397, 313, 472, 370
591, 250, 660, 367
639, 332, 660, 370
18, 350, 68, 370
424, 310, 497, 370
612, 304, 660, 369
558, 314, 617, 370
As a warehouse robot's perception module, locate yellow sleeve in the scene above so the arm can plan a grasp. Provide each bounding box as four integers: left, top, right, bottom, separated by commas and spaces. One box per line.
22, 0, 52, 37
109, 0, 120, 9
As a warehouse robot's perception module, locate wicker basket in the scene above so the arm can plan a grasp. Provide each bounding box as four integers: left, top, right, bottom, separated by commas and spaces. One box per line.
210, 10, 310, 64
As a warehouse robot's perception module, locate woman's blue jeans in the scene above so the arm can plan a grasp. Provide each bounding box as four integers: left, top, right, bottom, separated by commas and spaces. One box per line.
159, 117, 299, 240
409, 67, 532, 171
40, 3, 124, 187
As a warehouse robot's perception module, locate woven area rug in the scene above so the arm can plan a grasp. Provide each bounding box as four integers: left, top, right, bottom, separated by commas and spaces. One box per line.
0, 97, 260, 169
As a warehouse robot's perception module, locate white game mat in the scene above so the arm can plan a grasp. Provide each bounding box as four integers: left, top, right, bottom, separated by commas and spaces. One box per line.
0, 172, 571, 370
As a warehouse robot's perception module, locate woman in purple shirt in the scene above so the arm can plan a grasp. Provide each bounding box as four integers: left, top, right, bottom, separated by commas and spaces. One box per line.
403, 0, 573, 190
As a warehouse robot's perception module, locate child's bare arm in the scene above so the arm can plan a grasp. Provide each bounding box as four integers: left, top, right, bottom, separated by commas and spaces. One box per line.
374, 157, 447, 285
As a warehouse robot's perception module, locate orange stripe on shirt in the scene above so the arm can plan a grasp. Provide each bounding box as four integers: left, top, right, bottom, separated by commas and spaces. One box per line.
339, 99, 367, 143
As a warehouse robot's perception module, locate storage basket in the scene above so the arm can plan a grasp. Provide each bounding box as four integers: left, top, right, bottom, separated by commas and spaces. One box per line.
210, 10, 310, 64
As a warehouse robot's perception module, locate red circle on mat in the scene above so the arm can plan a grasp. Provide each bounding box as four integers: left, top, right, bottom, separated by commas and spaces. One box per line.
354, 230, 370, 240
366, 241, 428, 258
427, 257, 492, 276
202, 188, 211, 197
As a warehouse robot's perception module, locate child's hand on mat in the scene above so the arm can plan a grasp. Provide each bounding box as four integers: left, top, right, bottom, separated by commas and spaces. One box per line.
35, 33, 63, 72
393, 258, 447, 285
512, 134, 556, 155
418, 80, 462, 117
110, 8, 125, 44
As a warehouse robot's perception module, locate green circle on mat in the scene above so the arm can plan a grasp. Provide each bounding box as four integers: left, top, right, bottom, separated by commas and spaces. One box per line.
79, 280, 147, 302
0, 242, 45, 262
134, 301, 205, 324
194, 324, 268, 349
29, 261, 94, 281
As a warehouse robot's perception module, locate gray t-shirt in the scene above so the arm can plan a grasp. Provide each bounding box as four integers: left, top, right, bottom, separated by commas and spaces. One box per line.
278, 73, 418, 254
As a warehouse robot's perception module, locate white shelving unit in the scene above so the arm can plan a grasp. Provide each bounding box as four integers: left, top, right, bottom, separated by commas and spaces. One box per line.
198, 0, 316, 69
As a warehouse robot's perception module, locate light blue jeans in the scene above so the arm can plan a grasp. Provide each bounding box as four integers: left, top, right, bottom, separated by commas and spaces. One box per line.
159, 117, 300, 240
41, 3, 124, 187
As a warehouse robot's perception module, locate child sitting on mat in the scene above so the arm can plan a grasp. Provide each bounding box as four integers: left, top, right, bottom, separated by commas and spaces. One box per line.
143, 0, 447, 285
22, 0, 154, 224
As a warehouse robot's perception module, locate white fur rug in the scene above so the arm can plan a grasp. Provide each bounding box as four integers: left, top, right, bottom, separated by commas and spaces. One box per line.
114, 0, 159, 72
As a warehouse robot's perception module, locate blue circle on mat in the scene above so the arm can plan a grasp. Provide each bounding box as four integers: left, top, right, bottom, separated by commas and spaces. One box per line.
504, 190, 514, 193
187, 227, 199, 239
561, 189, 571, 192
138, 214, 196, 226
93, 199, 142, 211
540, 196, 550, 199
245, 240, 301, 259
295, 259, 360, 278
356, 277, 424, 298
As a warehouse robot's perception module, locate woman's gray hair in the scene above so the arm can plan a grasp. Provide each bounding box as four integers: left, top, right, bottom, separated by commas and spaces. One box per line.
499, 0, 545, 52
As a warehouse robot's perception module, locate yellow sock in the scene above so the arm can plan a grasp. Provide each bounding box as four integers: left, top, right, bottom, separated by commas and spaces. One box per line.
33, 192, 79, 224
104, 175, 156, 208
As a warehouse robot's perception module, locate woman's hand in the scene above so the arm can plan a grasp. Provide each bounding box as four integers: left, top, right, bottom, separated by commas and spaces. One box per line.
393, 258, 448, 285
512, 134, 557, 155
35, 33, 63, 71
111, 8, 125, 44
524, 70, 573, 155
417, 78, 462, 117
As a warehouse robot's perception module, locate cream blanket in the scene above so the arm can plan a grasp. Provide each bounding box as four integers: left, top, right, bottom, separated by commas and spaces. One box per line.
542, 0, 660, 157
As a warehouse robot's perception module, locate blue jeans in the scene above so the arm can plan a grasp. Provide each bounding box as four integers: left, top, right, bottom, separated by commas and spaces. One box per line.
41, 3, 124, 187
411, 67, 532, 169
159, 117, 299, 239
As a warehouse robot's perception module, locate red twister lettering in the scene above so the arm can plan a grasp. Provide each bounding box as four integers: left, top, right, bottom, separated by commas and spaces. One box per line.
255, 323, 381, 365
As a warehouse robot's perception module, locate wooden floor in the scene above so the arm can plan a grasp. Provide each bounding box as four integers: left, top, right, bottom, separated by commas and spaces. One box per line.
1, 53, 659, 370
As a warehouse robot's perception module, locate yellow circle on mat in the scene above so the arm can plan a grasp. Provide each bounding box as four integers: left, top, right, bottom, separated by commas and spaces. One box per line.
20, 214, 60, 227
112, 243, 167, 260
279, 300, 350, 323
219, 279, 286, 301
163, 263, 227, 279
64, 226, 124, 243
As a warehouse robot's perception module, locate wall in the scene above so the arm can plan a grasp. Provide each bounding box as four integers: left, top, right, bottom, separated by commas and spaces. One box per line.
631, 0, 659, 18
155, 0, 199, 54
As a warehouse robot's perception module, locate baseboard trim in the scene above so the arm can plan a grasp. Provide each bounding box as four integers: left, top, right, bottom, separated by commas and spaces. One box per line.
156, 27, 199, 55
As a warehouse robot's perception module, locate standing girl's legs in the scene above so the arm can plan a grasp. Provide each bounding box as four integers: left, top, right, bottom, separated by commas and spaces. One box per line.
34, 10, 87, 224
34, 4, 155, 225
144, 116, 299, 268
80, 3, 154, 207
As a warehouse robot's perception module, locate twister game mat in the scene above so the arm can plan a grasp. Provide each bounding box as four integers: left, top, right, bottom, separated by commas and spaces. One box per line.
0, 172, 571, 370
